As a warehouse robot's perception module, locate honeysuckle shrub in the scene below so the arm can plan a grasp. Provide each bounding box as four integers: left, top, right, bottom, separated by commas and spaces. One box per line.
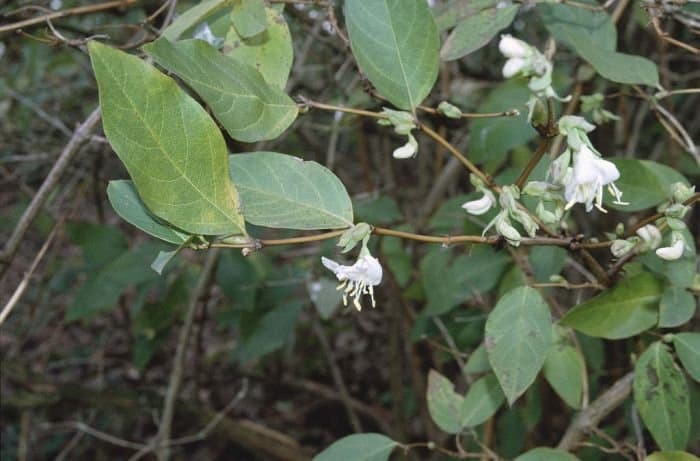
3, 0, 699, 459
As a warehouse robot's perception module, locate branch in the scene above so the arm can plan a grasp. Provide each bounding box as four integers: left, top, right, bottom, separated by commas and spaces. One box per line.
0, 0, 138, 34
557, 372, 634, 451
0, 107, 101, 272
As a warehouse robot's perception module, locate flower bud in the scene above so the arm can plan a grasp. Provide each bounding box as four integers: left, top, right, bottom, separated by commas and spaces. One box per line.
393, 133, 418, 159
611, 239, 636, 258
462, 192, 495, 215
670, 182, 695, 203
635, 224, 662, 251
499, 34, 530, 58
503, 58, 527, 78
656, 238, 685, 261
496, 214, 521, 246
437, 101, 462, 119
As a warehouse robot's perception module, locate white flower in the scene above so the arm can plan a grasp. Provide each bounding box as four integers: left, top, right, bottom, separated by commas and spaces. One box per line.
462, 191, 495, 215
564, 144, 625, 213
499, 35, 530, 58
636, 225, 662, 251
503, 58, 528, 78
393, 133, 417, 159
655, 234, 685, 261
321, 255, 382, 310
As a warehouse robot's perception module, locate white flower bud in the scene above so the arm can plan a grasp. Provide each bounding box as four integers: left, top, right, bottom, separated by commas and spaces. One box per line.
393, 133, 417, 159
503, 58, 527, 78
611, 239, 636, 258
462, 191, 495, 215
635, 225, 662, 251
499, 35, 530, 58
670, 182, 695, 203
656, 238, 685, 261
496, 214, 521, 246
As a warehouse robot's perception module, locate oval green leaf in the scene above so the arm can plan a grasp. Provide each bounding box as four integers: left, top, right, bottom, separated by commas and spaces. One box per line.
228, 152, 353, 230
606, 159, 690, 211
560, 273, 662, 339
143, 38, 297, 143
673, 333, 700, 383
231, 0, 267, 38
646, 452, 700, 461
440, 3, 518, 61
485, 286, 552, 405
224, 6, 293, 88
107, 180, 190, 245
427, 369, 465, 434
345, 0, 439, 110
515, 447, 581, 461
543, 326, 584, 409
461, 373, 505, 427
313, 433, 398, 461
659, 287, 695, 328
634, 342, 690, 451
88, 41, 246, 236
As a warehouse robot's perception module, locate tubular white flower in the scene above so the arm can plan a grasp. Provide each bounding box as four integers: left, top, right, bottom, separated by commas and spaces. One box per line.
564, 144, 623, 213
499, 35, 530, 58
321, 255, 383, 310
462, 191, 495, 215
655, 239, 685, 261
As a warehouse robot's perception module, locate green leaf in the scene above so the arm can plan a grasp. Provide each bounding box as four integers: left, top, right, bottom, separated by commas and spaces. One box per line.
427, 369, 464, 433
66, 221, 127, 269
162, 0, 231, 41
539, 3, 658, 86
308, 277, 342, 320
539, 3, 617, 52
468, 81, 536, 165
434, 0, 504, 32
529, 246, 567, 283
464, 343, 491, 374
646, 451, 700, 461
421, 247, 510, 315
313, 433, 398, 461
345, 0, 439, 110
515, 447, 581, 461
232, 301, 303, 363
228, 152, 353, 230
67, 243, 164, 321
674, 333, 700, 383
224, 6, 292, 88
353, 196, 403, 225
634, 342, 690, 451
461, 373, 506, 427
543, 326, 584, 409
151, 249, 179, 275
216, 251, 264, 311
659, 288, 695, 328
606, 159, 689, 211
440, 3, 518, 61
231, 0, 267, 38
107, 180, 190, 245
143, 38, 297, 143
577, 45, 658, 86
485, 286, 552, 405
88, 41, 246, 236
560, 273, 662, 339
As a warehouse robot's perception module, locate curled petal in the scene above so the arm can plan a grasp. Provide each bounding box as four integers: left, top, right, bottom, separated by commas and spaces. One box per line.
656, 239, 685, 261
462, 192, 495, 215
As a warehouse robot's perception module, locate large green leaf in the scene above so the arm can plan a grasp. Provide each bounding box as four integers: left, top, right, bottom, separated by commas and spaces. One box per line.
674, 333, 700, 383
224, 6, 293, 88
440, 3, 518, 61
461, 373, 506, 427
228, 152, 353, 230
659, 287, 695, 328
606, 159, 689, 211
88, 41, 246, 236
539, 3, 658, 86
515, 447, 581, 461
345, 0, 439, 110
485, 286, 552, 405
434, 0, 504, 32
313, 433, 398, 461
543, 326, 584, 409
427, 369, 464, 434
143, 38, 297, 143
231, 0, 267, 38
634, 342, 690, 451
539, 3, 616, 52
232, 301, 303, 363
560, 273, 662, 339
161, 0, 231, 41
107, 180, 190, 245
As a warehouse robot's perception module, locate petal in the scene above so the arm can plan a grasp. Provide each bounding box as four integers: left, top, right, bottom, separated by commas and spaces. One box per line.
655, 240, 684, 260
461, 193, 494, 215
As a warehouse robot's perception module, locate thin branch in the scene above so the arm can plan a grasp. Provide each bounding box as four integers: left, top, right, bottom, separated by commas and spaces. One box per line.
557, 372, 634, 451
0, 0, 138, 34
417, 104, 520, 119
0, 107, 101, 272
155, 249, 220, 461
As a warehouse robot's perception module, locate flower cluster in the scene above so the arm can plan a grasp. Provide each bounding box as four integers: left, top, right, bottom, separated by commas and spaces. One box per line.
498, 35, 570, 119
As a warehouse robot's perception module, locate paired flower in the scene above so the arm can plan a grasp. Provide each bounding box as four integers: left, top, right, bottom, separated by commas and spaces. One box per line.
498, 34, 570, 119
564, 144, 625, 213
480, 185, 539, 246
322, 253, 383, 310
